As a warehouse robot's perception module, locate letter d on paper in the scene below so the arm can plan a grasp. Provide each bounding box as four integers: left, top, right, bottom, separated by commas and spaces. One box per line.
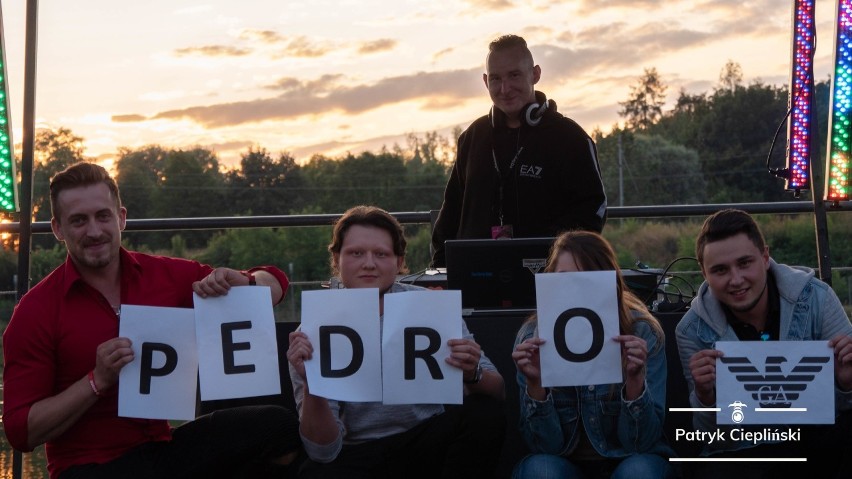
320, 325, 364, 378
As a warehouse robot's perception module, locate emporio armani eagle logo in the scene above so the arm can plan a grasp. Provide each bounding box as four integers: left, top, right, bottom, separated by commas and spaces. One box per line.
719, 355, 829, 408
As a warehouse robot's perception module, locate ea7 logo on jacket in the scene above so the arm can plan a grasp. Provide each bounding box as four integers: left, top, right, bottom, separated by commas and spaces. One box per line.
719, 355, 829, 408
519, 164, 543, 179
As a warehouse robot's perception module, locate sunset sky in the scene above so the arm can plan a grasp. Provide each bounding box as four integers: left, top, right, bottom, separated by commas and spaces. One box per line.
1, 0, 841, 168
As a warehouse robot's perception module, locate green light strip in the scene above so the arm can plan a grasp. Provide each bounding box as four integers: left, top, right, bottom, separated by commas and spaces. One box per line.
0, 12, 17, 212
826, 0, 852, 202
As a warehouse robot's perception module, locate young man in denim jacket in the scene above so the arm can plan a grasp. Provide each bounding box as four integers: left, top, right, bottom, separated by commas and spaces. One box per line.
675, 209, 852, 479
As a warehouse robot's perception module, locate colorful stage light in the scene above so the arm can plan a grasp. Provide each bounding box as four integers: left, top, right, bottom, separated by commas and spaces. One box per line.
826, 0, 852, 202
0, 12, 16, 212
786, 0, 816, 194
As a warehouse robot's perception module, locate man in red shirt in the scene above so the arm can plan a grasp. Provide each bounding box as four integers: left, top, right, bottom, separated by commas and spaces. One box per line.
3, 162, 301, 479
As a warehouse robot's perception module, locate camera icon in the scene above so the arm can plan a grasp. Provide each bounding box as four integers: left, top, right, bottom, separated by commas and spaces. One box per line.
728, 400, 748, 423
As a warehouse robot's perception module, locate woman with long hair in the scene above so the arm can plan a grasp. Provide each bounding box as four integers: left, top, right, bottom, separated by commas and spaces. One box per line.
511, 231, 675, 479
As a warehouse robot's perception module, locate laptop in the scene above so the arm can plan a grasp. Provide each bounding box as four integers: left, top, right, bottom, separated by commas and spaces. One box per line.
444, 237, 667, 316
444, 237, 554, 315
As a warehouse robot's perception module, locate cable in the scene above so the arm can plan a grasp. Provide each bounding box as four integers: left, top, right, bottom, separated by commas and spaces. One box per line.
397, 268, 444, 285
398, 269, 430, 285
637, 256, 700, 308
662, 272, 698, 300
765, 106, 793, 180
655, 282, 685, 302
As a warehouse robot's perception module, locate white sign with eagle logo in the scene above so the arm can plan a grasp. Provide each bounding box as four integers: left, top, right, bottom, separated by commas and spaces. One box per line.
715, 341, 834, 425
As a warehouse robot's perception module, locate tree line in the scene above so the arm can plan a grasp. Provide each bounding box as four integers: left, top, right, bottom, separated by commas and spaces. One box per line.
2, 60, 850, 321
1, 129, 457, 321
602, 61, 830, 205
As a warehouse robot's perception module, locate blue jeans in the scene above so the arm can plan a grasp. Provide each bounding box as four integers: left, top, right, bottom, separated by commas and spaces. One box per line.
512, 453, 675, 479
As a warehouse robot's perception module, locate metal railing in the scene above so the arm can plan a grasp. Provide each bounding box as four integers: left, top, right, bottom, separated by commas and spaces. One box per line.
3, 201, 849, 236
3, 200, 849, 285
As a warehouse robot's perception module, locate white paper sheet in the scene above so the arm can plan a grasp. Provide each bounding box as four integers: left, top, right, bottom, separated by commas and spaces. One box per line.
194, 286, 281, 401
715, 340, 834, 424
536, 271, 622, 387
118, 304, 198, 420
301, 288, 383, 402
381, 290, 463, 405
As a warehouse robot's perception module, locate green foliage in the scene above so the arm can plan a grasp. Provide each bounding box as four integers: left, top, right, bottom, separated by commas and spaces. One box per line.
225, 147, 305, 216
194, 230, 234, 267
596, 132, 706, 206
298, 150, 447, 214
0, 298, 14, 325
170, 234, 187, 258
115, 146, 229, 249
192, 219, 333, 322
600, 214, 852, 309
826, 212, 852, 267
302, 152, 408, 213
195, 223, 331, 283
227, 228, 289, 271
656, 81, 787, 202
604, 62, 833, 204
404, 226, 433, 273
718, 60, 744, 91
154, 148, 226, 243
0, 246, 16, 291
278, 225, 334, 282
115, 145, 168, 219
30, 128, 89, 250
618, 67, 667, 130
602, 219, 701, 271
31, 128, 88, 221
759, 212, 852, 270
29, 245, 67, 285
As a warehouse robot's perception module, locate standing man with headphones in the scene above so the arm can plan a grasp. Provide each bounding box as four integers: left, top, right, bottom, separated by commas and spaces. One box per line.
431, 34, 607, 267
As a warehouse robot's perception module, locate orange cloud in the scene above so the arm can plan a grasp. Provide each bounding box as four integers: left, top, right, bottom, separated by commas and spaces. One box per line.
239, 29, 286, 44
286, 36, 334, 58
463, 0, 515, 10
112, 114, 147, 123
144, 68, 481, 127
173, 45, 252, 57
264, 74, 345, 94
432, 47, 454, 61
357, 38, 398, 54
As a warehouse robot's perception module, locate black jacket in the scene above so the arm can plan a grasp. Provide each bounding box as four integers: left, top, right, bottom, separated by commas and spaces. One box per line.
431, 95, 607, 266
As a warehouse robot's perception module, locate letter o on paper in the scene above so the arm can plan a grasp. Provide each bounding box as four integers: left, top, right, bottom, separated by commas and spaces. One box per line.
553, 307, 604, 362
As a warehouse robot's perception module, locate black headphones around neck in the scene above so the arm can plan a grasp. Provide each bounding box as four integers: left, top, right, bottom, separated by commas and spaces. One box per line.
489, 92, 553, 128
523, 98, 550, 127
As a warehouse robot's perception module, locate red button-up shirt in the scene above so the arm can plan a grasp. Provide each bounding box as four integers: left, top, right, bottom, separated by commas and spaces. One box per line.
2, 248, 288, 479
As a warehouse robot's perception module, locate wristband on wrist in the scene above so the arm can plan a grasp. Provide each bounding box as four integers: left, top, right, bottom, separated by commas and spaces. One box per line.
464, 363, 483, 384
87, 370, 103, 397
242, 270, 257, 286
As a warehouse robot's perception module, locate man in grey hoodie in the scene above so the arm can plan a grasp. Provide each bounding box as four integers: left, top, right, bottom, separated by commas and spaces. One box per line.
675, 209, 852, 479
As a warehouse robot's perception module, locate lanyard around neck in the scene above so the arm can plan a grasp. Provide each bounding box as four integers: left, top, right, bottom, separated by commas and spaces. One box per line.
491, 131, 524, 226
491, 146, 523, 178
491, 128, 523, 178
